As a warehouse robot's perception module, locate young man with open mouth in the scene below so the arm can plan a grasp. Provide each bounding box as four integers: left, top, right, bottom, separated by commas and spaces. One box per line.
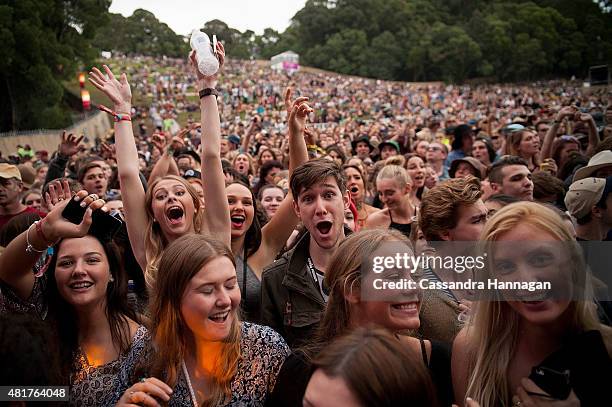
261, 159, 350, 348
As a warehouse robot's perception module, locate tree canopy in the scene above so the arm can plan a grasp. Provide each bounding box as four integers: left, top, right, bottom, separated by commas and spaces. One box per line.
93, 9, 187, 58
0, 0, 111, 131
274, 0, 612, 82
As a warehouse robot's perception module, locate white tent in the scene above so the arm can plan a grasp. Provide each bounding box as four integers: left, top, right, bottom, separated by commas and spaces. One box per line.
270, 51, 299, 73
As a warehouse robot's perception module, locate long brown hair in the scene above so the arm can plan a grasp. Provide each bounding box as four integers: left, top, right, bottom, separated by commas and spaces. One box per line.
311, 327, 438, 407
150, 234, 241, 406
305, 229, 410, 356
504, 129, 541, 166
144, 175, 204, 290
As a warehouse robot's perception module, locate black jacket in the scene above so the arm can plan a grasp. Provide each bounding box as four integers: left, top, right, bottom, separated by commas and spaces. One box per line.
260, 232, 326, 349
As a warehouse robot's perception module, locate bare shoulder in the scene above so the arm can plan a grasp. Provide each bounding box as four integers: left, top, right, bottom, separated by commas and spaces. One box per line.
364, 204, 379, 215
364, 208, 390, 228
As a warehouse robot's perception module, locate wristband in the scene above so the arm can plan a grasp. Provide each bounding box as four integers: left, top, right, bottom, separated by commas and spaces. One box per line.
34, 220, 59, 247
98, 104, 132, 122
199, 88, 219, 99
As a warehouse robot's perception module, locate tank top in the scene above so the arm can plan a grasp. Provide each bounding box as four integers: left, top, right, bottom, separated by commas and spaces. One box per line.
388, 209, 413, 238
236, 253, 261, 324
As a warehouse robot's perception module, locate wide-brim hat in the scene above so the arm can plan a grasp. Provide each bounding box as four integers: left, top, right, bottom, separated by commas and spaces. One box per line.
351, 136, 374, 153
573, 150, 612, 182
449, 157, 486, 180
175, 148, 201, 164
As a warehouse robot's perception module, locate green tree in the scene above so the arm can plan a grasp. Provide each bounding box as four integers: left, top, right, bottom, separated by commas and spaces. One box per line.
94, 9, 187, 58
0, 0, 111, 131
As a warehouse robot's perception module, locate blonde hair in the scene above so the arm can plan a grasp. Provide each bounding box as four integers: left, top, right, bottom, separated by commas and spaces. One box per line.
151, 234, 241, 406
144, 175, 204, 290
376, 164, 411, 189
465, 202, 605, 406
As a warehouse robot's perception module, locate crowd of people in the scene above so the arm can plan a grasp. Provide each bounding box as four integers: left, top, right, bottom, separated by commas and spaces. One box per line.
1, 40, 611, 407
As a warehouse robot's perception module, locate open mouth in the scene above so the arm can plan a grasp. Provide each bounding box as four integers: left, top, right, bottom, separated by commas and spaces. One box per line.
166, 206, 184, 225
349, 185, 359, 194
231, 214, 245, 229
315, 220, 333, 235
516, 290, 550, 303
391, 302, 419, 313
69, 281, 94, 290
208, 310, 230, 323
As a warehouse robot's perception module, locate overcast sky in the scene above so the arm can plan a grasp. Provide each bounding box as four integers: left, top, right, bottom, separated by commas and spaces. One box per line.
109, 0, 307, 36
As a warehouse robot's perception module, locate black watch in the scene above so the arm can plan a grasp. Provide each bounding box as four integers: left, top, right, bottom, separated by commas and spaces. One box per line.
199, 88, 219, 99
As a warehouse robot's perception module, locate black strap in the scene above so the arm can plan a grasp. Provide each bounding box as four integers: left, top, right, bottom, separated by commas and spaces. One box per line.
419, 338, 429, 366
241, 246, 247, 303
199, 88, 219, 99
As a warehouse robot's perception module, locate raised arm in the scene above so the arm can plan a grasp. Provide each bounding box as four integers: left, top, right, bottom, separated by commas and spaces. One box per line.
241, 116, 260, 154
254, 92, 312, 265
541, 106, 576, 161
579, 112, 600, 157
190, 43, 231, 248
44, 131, 83, 186
89, 65, 147, 269
148, 133, 179, 183
0, 185, 103, 300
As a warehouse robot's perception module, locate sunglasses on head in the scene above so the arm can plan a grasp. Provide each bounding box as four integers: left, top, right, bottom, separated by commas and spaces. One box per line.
559, 135, 579, 143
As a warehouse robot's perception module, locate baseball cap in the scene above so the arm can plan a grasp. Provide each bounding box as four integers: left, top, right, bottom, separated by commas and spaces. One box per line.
564, 177, 609, 219
228, 135, 241, 146
183, 169, 201, 180
501, 124, 525, 134
378, 140, 400, 153
0, 163, 22, 181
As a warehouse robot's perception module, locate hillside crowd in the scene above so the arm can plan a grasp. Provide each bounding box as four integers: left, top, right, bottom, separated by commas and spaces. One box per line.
1, 44, 611, 407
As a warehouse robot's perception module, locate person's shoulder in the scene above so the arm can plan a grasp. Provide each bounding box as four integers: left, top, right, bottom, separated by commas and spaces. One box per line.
262, 237, 305, 276
242, 322, 288, 348
262, 252, 290, 279
364, 204, 379, 215
241, 322, 290, 358
599, 325, 612, 359
365, 208, 390, 226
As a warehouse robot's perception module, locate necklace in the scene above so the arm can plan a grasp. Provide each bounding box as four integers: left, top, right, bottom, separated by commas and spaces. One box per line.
182, 359, 199, 407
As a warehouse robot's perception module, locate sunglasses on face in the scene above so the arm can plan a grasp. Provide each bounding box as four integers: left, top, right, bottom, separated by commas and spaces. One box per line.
427, 146, 442, 152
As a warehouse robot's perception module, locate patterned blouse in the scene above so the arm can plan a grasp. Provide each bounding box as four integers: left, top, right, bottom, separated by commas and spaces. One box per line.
70, 325, 150, 406
0, 274, 148, 407
159, 322, 290, 406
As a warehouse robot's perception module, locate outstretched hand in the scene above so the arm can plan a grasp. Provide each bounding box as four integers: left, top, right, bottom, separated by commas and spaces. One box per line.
151, 133, 167, 153
285, 88, 313, 136
44, 179, 73, 212
100, 142, 116, 160
88, 65, 132, 113
58, 131, 83, 157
